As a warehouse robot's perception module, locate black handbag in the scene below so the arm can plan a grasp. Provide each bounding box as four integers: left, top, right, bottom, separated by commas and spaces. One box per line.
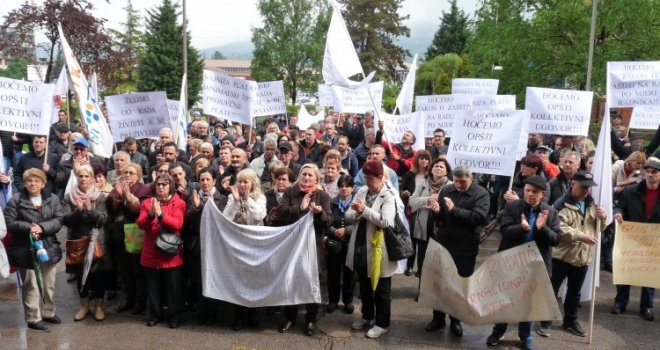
381, 200, 414, 261
155, 228, 182, 256
42, 236, 63, 265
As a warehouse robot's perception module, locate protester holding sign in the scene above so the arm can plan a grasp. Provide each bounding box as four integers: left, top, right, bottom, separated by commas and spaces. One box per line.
504, 154, 550, 204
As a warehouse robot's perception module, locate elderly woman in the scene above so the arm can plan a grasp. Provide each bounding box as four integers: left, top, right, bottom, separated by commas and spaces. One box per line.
504, 154, 549, 203
5, 168, 64, 331
612, 151, 646, 194
106, 163, 152, 315
275, 163, 332, 336
409, 158, 452, 289
321, 159, 342, 198
264, 166, 294, 226
401, 150, 431, 276
137, 173, 186, 328
345, 160, 398, 339
62, 164, 109, 321
92, 163, 113, 195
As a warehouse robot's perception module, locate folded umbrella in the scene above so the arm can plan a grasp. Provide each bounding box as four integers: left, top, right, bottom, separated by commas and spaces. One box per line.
370, 227, 383, 291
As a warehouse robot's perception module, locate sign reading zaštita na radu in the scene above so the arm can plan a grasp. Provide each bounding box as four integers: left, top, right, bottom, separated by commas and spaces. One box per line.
202, 70, 286, 125
524, 87, 593, 136
613, 221, 660, 289
419, 240, 562, 325
200, 201, 321, 307
607, 61, 660, 108
452, 78, 499, 96
105, 91, 170, 142
446, 109, 527, 177
415, 94, 472, 137
0, 77, 54, 135
629, 106, 660, 130
330, 81, 384, 114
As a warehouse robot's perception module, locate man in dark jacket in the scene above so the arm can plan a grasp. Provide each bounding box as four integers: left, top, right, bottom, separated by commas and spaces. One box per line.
486, 175, 562, 350
13, 136, 58, 193
48, 122, 70, 160
611, 158, 660, 321
426, 165, 490, 338
548, 151, 581, 205
298, 128, 324, 163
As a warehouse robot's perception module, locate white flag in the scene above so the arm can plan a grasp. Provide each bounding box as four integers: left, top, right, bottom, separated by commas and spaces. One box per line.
175, 74, 188, 152
90, 71, 99, 102
296, 104, 325, 131
58, 23, 113, 158
322, 7, 374, 88
395, 54, 417, 115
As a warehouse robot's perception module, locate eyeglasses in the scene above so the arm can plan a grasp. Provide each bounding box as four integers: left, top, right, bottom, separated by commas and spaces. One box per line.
155, 183, 169, 187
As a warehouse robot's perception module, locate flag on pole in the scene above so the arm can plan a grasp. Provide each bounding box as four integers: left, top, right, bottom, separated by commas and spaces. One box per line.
395, 54, 418, 115
175, 74, 188, 152
51, 67, 69, 123
90, 71, 99, 102
322, 6, 374, 88
57, 23, 113, 158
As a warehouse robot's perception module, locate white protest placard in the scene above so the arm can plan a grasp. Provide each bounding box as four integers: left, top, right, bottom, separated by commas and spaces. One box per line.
380, 111, 425, 150
419, 240, 562, 325
608, 61, 660, 108
330, 81, 383, 114
524, 87, 593, 136
167, 99, 179, 127
318, 84, 335, 107
201, 201, 321, 307
415, 94, 472, 137
472, 95, 516, 111
296, 104, 325, 131
630, 106, 660, 130
613, 221, 660, 289
0, 77, 54, 135
105, 91, 170, 142
251, 80, 287, 117
446, 109, 527, 177
452, 78, 499, 96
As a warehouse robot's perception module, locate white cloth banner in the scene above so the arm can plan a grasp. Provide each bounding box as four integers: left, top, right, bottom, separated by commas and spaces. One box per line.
331, 81, 384, 114
630, 106, 660, 130
51, 66, 70, 124
452, 78, 499, 95
415, 94, 472, 137
419, 240, 562, 325
395, 54, 418, 115
202, 70, 286, 124
472, 95, 516, 111
174, 74, 188, 151
0, 77, 54, 135
380, 111, 425, 150
105, 91, 170, 142
297, 104, 325, 131
447, 109, 527, 177
318, 84, 335, 107
607, 61, 660, 108
524, 87, 593, 136
201, 201, 321, 307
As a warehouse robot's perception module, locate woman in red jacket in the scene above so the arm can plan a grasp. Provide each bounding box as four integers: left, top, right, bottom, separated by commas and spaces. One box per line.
137, 174, 186, 329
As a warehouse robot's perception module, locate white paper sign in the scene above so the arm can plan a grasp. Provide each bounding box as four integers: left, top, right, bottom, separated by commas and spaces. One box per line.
608, 61, 660, 108
380, 111, 426, 151
330, 81, 384, 114
630, 106, 660, 130
447, 109, 527, 177
415, 95, 472, 137
472, 95, 516, 111
251, 80, 287, 117
0, 77, 54, 135
201, 202, 321, 307
105, 91, 170, 142
167, 99, 179, 127
525, 87, 593, 136
452, 78, 499, 95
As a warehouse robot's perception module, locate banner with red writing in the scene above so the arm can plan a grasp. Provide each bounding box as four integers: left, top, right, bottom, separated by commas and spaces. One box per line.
614, 221, 660, 289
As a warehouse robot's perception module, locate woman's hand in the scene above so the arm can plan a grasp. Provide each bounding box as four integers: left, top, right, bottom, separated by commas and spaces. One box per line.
152, 199, 162, 217
309, 201, 322, 214
192, 190, 201, 208
230, 186, 240, 202
30, 223, 43, 239
76, 196, 84, 211
335, 227, 346, 239
350, 199, 366, 215
300, 192, 313, 211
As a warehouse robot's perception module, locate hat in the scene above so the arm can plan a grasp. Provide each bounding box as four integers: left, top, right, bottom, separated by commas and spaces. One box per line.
192, 111, 201, 117
362, 160, 383, 177
54, 122, 70, 133
535, 145, 553, 153
221, 135, 235, 145
73, 137, 89, 148
572, 170, 598, 187
524, 175, 547, 190
644, 158, 660, 170
278, 142, 292, 153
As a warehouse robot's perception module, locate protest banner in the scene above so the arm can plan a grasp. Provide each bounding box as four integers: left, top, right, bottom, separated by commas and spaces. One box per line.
0, 77, 54, 135
202, 70, 286, 125
525, 87, 593, 136
330, 81, 384, 114
452, 78, 499, 96
318, 84, 335, 107
380, 111, 425, 150
629, 106, 660, 130
200, 201, 321, 307
613, 221, 660, 289
472, 95, 516, 111
167, 99, 179, 127
297, 104, 325, 131
395, 54, 418, 115
607, 61, 660, 108
415, 94, 472, 137
419, 240, 562, 325
105, 91, 170, 142
446, 109, 527, 176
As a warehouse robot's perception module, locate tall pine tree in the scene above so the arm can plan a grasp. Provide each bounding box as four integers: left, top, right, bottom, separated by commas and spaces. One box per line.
107, 0, 143, 93
337, 0, 410, 81
425, 0, 469, 59
137, 0, 202, 106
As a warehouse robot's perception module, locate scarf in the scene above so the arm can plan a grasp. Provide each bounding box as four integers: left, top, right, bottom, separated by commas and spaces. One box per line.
339, 195, 353, 214
233, 198, 249, 225
299, 181, 318, 194
199, 187, 216, 204
70, 184, 101, 209
429, 176, 448, 195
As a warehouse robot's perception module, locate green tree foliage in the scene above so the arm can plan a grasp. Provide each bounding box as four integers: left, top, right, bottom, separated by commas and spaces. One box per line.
211, 51, 226, 59
415, 53, 470, 96
251, 0, 330, 103
0, 58, 29, 80
426, 0, 469, 59
338, 0, 410, 81
137, 0, 203, 107
107, 0, 143, 94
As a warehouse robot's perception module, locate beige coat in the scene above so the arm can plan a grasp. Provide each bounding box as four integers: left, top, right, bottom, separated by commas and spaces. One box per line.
553, 197, 606, 267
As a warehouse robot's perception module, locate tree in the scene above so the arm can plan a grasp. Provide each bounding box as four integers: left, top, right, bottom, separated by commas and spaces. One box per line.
251, 0, 330, 104
107, 0, 143, 94
1, 0, 112, 83
211, 50, 226, 59
425, 0, 469, 59
415, 53, 470, 96
137, 0, 203, 107
338, 0, 410, 81
0, 58, 30, 80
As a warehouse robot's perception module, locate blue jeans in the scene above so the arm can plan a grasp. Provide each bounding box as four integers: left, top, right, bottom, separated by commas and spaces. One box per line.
615, 285, 655, 311
550, 259, 588, 322
493, 321, 533, 341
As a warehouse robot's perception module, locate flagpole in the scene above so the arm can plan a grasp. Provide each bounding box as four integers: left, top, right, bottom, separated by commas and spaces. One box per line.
182, 0, 188, 111
585, 0, 598, 91
588, 221, 600, 344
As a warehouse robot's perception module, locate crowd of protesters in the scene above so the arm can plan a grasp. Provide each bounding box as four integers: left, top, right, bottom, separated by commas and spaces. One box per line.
0, 108, 658, 350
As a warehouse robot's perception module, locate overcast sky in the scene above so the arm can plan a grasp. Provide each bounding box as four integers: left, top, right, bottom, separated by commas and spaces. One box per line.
0, 0, 479, 49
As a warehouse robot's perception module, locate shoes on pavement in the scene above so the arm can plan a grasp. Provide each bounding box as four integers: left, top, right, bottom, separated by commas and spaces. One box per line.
278, 320, 295, 333
486, 331, 504, 346
67, 273, 76, 283
521, 338, 535, 350
536, 321, 551, 337
27, 321, 49, 331
450, 320, 463, 337
146, 319, 159, 327
351, 318, 374, 330
42, 315, 61, 324
304, 322, 316, 336
326, 303, 338, 313
424, 317, 446, 332
366, 325, 388, 339
641, 308, 655, 321
414, 271, 420, 277
116, 302, 134, 313
562, 320, 586, 337
343, 304, 354, 314
404, 268, 413, 276
611, 304, 626, 315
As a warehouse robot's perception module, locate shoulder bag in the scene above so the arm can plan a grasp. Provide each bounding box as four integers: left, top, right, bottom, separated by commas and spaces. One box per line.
380, 197, 414, 261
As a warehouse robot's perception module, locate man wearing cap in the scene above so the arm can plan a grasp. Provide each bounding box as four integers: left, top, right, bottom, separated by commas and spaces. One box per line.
611, 158, 660, 321
535, 145, 560, 180
49, 122, 71, 160
49, 109, 77, 140
536, 170, 607, 338
277, 142, 301, 179
13, 135, 59, 193
486, 175, 561, 350
55, 137, 96, 191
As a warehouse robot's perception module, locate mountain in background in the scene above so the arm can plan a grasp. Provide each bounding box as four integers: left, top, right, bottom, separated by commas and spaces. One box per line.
200, 41, 255, 60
